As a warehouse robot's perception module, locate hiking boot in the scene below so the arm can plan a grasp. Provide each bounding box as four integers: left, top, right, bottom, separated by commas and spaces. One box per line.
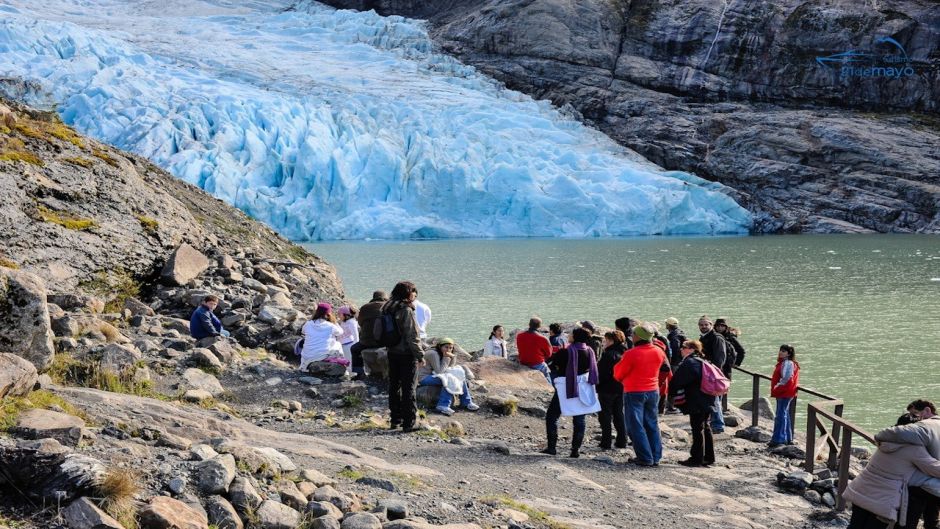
401, 424, 418, 433
627, 457, 655, 467
540, 447, 557, 455
435, 406, 455, 416
464, 402, 480, 411
678, 458, 704, 467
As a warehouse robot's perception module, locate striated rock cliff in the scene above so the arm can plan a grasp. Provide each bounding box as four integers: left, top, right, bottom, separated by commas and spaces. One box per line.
321, 0, 940, 233
0, 99, 344, 301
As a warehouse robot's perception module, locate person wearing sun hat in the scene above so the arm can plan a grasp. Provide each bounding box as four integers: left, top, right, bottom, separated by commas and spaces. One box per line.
417, 337, 479, 416
614, 321, 668, 466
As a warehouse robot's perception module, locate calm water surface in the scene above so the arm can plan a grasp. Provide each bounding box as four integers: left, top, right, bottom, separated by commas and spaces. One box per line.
305, 235, 940, 433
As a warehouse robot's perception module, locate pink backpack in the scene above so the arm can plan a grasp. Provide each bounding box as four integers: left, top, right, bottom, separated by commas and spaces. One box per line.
700, 358, 730, 396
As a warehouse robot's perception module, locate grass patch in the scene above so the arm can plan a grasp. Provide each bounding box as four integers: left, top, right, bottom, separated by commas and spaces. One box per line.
0, 390, 91, 431
78, 269, 141, 313
0, 150, 43, 166
337, 467, 366, 481
341, 394, 364, 409
37, 205, 98, 231
48, 353, 166, 400
92, 148, 119, 167
480, 495, 570, 529
63, 156, 94, 168
413, 428, 450, 441
97, 468, 139, 529
46, 122, 85, 148
135, 215, 159, 235
0, 257, 19, 269
282, 244, 309, 263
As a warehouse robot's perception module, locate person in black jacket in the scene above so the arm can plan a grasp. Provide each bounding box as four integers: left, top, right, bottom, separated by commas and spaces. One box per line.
714, 318, 746, 369
543, 327, 598, 458
698, 315, 728, 433
663, 317, 687, 414
382, 281, 425, 432
669, 339, 718, 467
596, 330, 628, 450
614, 317, 635, 350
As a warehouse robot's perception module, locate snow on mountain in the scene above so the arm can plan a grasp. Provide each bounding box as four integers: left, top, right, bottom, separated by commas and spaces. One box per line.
0, 0, 752, 240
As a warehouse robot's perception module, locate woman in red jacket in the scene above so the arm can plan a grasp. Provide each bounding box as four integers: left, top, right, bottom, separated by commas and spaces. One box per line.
769, 344, 799, 447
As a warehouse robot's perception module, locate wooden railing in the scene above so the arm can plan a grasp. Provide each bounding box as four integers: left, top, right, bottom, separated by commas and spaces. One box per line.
731, 366, 875, 510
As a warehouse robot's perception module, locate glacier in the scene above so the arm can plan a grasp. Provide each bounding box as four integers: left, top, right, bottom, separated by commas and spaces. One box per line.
0, 0, 752, 240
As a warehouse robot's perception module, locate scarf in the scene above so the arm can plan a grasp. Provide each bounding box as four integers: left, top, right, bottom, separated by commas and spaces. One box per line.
565, 342, 599, 399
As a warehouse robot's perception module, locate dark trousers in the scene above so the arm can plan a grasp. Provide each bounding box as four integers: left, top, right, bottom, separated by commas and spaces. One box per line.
904, 486, 940, 529
597, 391, 626, 448
349, 342, 367, 375
388, 356, 418, 427
848, 505, 888, 529
689, 411, 715, 464
546, 393, 586, 449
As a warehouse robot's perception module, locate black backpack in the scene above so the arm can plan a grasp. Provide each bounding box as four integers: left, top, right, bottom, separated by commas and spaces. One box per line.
374, 312, 402, 348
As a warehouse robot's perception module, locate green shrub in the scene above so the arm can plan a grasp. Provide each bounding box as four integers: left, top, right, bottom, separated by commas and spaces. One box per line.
37, 205, 98, 231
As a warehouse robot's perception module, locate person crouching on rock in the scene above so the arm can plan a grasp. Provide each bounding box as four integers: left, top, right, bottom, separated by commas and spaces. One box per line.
299, 302, 347, 371
418, 337, 479, 416
668, 340, 716, 467
543, 327, 599, 458
190, 294, 229, 340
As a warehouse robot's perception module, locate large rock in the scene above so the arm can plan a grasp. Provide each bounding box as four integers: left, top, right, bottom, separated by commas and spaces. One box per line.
229, 477, 262, 513
62, 497, 126, 529
276, 479, 308, 511
204, 495, 244, 529
13, 408, 86, 446
0, 352, 38, 398
740, 397, 776, 420
195, 454, 237, 495
359, 348, 387, 379
255, 500, 301, 529
0, 268, 55, 370
98, 343, 143, 373
0, 438, 105, 502
161, 244, 210, 286
306, 361, 347, 378
340, 513, 381, 529
182, 368, 224, 397
139, 496, 209, 529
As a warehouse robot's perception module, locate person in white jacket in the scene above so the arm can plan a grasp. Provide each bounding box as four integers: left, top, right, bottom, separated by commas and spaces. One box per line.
299, 303, 346, 371
414, 298, 431, 340
483, 325, 508, 358
337, 305, 360, 372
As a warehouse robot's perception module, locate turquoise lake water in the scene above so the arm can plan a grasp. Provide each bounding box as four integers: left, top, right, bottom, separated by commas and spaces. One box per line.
305, 235, 940, 434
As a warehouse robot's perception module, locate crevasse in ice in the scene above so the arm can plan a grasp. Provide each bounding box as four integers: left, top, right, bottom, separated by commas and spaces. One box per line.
0, 0, 752, 240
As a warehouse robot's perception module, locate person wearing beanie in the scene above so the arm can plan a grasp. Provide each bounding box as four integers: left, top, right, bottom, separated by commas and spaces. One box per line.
614, 317, 636, 349
516, 317, 553, 383
698, 316, 728, 433
613, 321, 667, 466
664, 317, 687, 414
300, 302, 346, 371
350, 290, 389, 379
417, 338, 479, 416
579, 320, 604, 356
714, 318, 747, 369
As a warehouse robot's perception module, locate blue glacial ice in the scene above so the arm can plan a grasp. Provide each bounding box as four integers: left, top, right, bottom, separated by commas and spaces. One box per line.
0, 0, 752, 240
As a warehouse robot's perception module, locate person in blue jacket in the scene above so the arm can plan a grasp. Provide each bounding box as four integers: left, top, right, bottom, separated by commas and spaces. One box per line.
190, 295, 229, 339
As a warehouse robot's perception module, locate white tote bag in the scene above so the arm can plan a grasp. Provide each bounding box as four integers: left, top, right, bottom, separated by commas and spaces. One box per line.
553, 373, 601, 417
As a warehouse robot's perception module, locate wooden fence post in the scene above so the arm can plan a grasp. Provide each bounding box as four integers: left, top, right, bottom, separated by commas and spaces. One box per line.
804, 405, 817, 473
751, 373, 760, 427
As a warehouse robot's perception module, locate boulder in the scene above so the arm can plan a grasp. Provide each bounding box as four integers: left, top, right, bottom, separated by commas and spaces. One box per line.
0, 268, 55, 370
190, 444, 219, 461
228, 477, 263, 513
187, 349, 223, 372
195, 454, 237, 495
62, 497, 126, 529
416, 385, 448, 409
204, 339, 235, 364
255, 447, 297, 473
770, 444, 806, 460
257, 304, 299, 325
123, 297, 155, 317
205, 495, 244, 529
313, 485, 358, 512
777, 470, 815, 493
276, 479, 308, 511
305, 501, 343, 520
308, 516, 340, 529
376, 499, 408, 521
182, 368, 224, 397
98, 343, 143, 373
47, 294, 105, 314
740, 397, 775, 420
306, 361, 347, 378
359, 348, 388, 379
734, 425, 772, 443
300, 468, 335, 487
255, 500, 301, 529
340, 513, 381, 529
183, 389, 214, 403
13, 408, 86, 446
0, 438, 105, 502
0, 352, 39, 398
161, 244, 210, 287
138, 496, 209, 529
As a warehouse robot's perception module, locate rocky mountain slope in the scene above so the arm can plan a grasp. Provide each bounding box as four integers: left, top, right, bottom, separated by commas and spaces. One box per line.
320, 0, 940, 234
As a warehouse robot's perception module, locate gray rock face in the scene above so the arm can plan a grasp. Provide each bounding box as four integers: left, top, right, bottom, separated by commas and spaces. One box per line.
138, 496, 208, 529
195, 454, 237, 495
319, 0, 940, 234
340, 513, 381, 529
229, 476, 263, 513
62, 497, 126, 529
255, 500, 301, 529
98, 343, 143, 373
182, 368, 225, 397
0, 352, 38, 398
741, 397, 776, 420
0, 438, 105, 503
13, 408, 86, 446
0, 268, 55, 370
205, 495, 244, 529
161, 244, 210, 287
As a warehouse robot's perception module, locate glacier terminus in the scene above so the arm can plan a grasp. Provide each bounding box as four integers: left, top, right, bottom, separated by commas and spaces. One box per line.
0, 0, 752, 240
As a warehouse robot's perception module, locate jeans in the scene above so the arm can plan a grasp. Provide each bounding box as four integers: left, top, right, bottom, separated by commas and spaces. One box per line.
771, 397, 794, 444
419, 375, 472, 408
689, 411, 715, 464
623, 390, 662, 464
597, 391, 626, 448
528, 362, 552, 384
711, 396, 725, 432
388, 356, 419, 427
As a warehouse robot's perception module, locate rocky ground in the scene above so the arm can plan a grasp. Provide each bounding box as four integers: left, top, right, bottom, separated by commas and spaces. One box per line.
319, 0, 940, 234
